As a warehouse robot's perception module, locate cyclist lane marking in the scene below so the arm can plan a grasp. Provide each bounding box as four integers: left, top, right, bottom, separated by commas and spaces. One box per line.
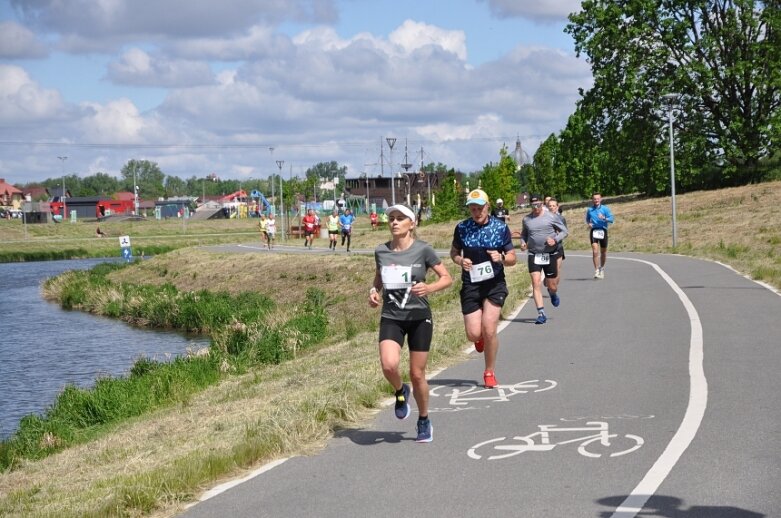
572, 254, 708, 518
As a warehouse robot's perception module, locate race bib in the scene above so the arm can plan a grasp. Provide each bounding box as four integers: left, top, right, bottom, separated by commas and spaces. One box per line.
469, 261, 496, 283
592, 229, 605, 240
342, 224, 352, 230
533, 253, 550, 265
381, 265, 413, 289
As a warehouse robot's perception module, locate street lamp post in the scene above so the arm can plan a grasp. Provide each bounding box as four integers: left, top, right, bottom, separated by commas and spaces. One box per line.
57, 156, 67, 219
662, 93, 680, 248
276, 160, 285, 240
132, 161, 139, 215
386, 137, 396, 205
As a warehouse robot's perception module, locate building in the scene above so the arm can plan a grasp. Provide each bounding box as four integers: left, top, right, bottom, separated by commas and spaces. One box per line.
0, 178, 23, 208
344, 171, 448, 212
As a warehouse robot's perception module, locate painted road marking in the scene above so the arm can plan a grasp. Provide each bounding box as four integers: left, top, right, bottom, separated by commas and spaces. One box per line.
570, 254, 707, 518
467, 421, 644, 460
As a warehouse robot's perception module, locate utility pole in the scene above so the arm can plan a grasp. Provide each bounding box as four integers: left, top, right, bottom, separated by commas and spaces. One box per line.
401, 138, 412, 206
57, 156, 68, 219
277, 160, 285, 239
662, 93, 680, 248
386, 137, 396, 205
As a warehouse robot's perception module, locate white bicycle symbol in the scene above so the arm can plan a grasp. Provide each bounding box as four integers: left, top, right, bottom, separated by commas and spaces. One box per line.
429, 379, 557, 406
467, 421, 644, 460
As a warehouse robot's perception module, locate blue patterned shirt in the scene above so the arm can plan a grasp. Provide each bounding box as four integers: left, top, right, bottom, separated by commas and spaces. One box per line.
452, 216, 514, 283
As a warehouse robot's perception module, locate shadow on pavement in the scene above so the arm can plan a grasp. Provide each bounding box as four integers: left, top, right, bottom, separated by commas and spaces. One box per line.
597, 495, 765, 518
333, 428, 409, 446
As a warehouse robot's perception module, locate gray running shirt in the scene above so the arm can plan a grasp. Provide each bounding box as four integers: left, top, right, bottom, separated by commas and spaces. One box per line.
374, 239, 441, 321
520, 212, 568, 253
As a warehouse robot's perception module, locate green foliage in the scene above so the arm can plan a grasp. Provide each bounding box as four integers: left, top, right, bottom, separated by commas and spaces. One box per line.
430, 170, 466, 223
478, 146, 521, 205
1, 271, 333, 470
563, 0, 781, 195
0, 355, 221, 470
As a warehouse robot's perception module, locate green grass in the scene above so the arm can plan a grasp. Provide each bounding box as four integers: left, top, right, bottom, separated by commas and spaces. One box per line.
0, 266, 328, 471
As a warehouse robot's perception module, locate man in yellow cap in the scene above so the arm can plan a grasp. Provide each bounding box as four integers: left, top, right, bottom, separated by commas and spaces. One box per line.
450, 189, 517, 388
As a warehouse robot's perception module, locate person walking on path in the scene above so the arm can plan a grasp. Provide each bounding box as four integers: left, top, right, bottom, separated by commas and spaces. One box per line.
368, 204, 452, 443
339, 208, 356, 252
302, 209, 317, 249
450, 189, 517, 388
326, 210, 340, 250
258, 213, 269, 247
265, 213, 277, 250
585, 192, 614, 279
544, 198, 567, 287
491, 198, 510, 224
519, 195, 568, 325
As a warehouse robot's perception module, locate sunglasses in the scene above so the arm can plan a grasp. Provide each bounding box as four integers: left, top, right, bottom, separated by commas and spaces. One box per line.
531, 202, 543, 208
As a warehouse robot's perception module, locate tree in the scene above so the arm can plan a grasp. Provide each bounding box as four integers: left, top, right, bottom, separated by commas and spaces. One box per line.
529, 135, 568, 198
430, 170, 465, 223
164, 176, 187, 197
566, 0, 781, 190
121, 160, 165, 199
81, 173, 120, 197
479, 145, 521, 206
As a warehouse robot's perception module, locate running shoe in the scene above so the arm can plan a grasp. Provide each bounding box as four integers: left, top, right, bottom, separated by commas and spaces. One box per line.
483, 370, 498, 388
394, 383, 411, 420
597, 269, 605, 279
594, 269, 600, 279
550, 292, 560, 307
416, 418, 433, 443
474, 339, 484, 353
535, 313, 547, 325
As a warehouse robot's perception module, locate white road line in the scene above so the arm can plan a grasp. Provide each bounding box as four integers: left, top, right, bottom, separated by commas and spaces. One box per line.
599, 256, 708, 518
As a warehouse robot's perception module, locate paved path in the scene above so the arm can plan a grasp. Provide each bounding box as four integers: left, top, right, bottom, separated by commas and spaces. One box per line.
182, 252, 780, 517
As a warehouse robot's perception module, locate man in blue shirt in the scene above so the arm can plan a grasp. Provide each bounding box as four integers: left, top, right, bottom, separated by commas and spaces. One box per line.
339, 208, 356, 252
584, 192, 615, 279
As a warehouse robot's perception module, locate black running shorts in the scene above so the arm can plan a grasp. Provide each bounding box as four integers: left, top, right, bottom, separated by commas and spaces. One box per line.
459, 280, 508, 315
379, 317, 433, 352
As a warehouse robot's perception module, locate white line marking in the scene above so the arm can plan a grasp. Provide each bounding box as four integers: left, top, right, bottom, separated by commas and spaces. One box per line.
580, 255, 708, 517
188, 458, 289, 507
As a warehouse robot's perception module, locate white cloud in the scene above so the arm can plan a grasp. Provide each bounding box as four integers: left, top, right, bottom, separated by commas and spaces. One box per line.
107, 48, 215, 87
0, 65, 65, 123
0, 21, 49, 59
389, 20, 467, 61
483, 0, 583, 22
77, 98, 149, 143
11, 0, 338, 42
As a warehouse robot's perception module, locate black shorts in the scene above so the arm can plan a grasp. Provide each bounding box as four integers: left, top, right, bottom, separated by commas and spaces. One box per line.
328, 230, 339, 235
590, 228, 608, 248
341, 228, 352, 235
527, 252, 560, 278
460, 280, 508, 315
304, 229, 315, 237
379, 317, 433, 352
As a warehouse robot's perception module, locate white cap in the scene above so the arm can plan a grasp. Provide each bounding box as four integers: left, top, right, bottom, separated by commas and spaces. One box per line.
496, 198, 503, 204
385, 204, 416, 222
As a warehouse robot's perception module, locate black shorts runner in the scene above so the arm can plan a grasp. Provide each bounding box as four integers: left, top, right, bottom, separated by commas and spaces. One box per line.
379, 317, 433, 352
459, 280, 508, 315
328, 230, 339, 235
590, 228, 608, 248
527, 252, 560, 278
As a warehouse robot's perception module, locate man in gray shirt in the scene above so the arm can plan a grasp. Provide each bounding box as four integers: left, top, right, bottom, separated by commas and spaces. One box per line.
519, 195, 568, 324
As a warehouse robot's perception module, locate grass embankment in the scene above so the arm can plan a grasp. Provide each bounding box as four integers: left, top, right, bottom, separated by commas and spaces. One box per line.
0, 181, 780, 517
0, 218, 262, 262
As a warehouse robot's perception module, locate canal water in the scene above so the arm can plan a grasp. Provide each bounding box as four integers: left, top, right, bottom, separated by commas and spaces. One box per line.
0, 258, 210, 440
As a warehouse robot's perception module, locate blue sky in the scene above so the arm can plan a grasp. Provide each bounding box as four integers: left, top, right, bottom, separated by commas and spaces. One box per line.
0, 0, 590, 185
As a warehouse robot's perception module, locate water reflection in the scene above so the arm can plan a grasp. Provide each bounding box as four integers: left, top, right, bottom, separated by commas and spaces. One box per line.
0, 258, 210, 439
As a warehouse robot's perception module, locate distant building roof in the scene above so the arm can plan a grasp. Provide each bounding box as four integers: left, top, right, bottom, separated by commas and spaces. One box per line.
0, 178, 23, 197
